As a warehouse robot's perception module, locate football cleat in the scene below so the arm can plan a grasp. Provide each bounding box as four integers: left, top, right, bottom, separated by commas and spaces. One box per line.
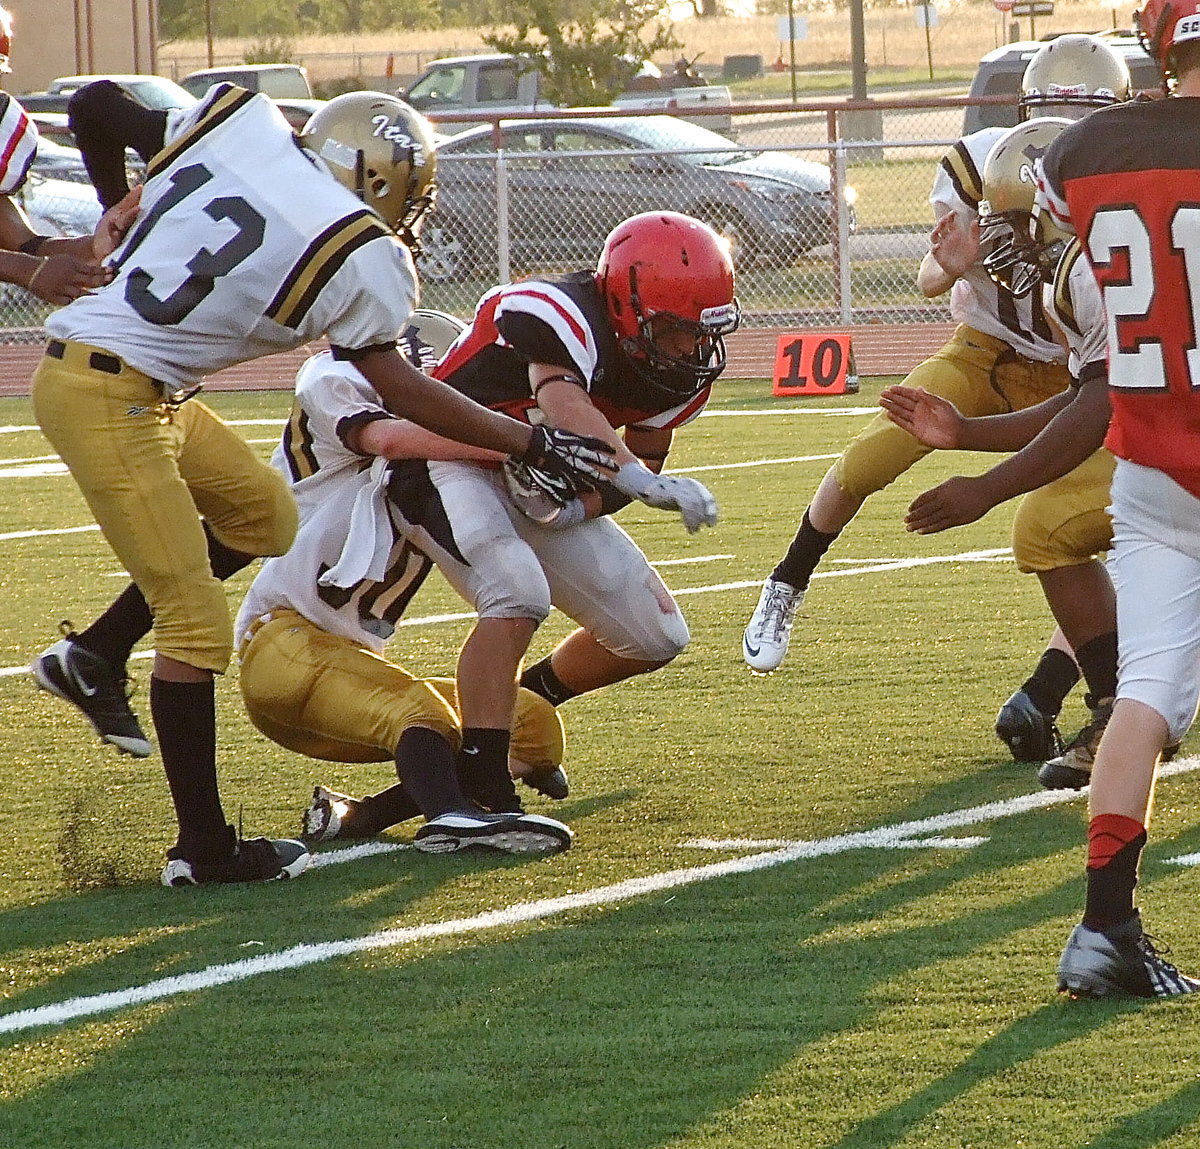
742, 579, 804, 673
413, 811, 574, 855
1038, 695, 1112, 790
995, 689, 1062, 763
1057, 912, 1200, 999
300, 785, 371, 846
161, 828, 310, 887
521, 765, 570, 800
31, 623, 151, 757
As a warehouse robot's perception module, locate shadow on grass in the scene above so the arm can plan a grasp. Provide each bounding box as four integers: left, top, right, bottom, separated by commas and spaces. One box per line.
0, 789, 1165, 1149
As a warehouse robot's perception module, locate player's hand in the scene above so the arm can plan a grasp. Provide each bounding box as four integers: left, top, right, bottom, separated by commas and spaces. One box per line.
93, 185, 143, 261
26, 254, 110, 306
929, 212, 980, 278
501, 459, 587, 529
611, 463, 718, 533
879, 384, 965, 449
520, 424, 616, 484
905, 476, 995, 534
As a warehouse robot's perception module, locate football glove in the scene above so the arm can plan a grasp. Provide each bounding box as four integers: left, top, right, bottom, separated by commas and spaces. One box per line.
519, 424, 615, 485
502, 459, 587, 529
610, 461, 718, 534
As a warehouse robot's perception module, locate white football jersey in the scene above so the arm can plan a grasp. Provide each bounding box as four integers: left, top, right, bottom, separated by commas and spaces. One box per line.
0, 94, 37, 194
931, 128, 1065, 364
47, 86, 418, 388
238, 347, 430, 651
272, 350, 391, 520
235, 467, 430, 653
1046, 238, 1107, 382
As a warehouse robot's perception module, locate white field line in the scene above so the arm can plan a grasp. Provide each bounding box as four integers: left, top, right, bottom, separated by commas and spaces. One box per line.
2, 753, 1196, 1037
0, 548, 1014, 679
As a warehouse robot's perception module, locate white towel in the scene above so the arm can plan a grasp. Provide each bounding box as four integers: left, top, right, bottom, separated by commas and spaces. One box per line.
318, 456, 393, 589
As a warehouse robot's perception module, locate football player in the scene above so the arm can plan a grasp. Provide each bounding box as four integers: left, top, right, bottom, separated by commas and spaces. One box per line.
890, 1, 1200, 998
236, 310, 573, 856
739, 36, 1128, 750
29, 82, 613, 888
880, 117, 1141, 791
1037, 0, 1200, 999
385, 211, 733, 811
0, 6, 128, 304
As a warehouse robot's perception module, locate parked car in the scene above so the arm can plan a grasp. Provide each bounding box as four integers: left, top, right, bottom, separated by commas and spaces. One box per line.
178, 63, 313, 100
27, 111, 74, 148
18, 172, 101, 238
18, 73, 196, 118
963, 32, 1159, 134
29, 135, 91, 183
418, 114, 856, 282
272, 96, 325, 133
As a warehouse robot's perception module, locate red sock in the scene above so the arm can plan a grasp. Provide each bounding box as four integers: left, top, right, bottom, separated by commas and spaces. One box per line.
1087, 813, 1145, 869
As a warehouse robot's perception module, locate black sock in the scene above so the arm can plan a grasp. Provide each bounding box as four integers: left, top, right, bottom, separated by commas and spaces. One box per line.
1020, 647, 1080, 716
770, 509, 839, 590
77, 524, 254, 670
393, 727, 471, 818
150, 676, 230, 861
1074, 632, 1118, 706
520, 656, 577, 707
355, 785, 422, 832
1084, 814, 1146, 930
457, 727, 521, 813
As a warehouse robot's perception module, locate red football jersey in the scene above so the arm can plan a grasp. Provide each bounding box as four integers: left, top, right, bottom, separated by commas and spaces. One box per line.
1040, 99, 1200, 498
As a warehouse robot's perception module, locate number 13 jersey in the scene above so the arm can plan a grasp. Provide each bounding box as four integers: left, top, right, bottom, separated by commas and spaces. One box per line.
47, 85, 417, 390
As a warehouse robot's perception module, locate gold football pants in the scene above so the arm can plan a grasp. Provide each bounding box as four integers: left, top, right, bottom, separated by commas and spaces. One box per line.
238, 610, 566, 769
32, 341, 297, 672
835, 325, 1071, 500
1012, 448, 1115, 572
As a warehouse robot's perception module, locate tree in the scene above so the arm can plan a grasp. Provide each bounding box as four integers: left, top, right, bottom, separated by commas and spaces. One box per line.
483, 0, 680, 107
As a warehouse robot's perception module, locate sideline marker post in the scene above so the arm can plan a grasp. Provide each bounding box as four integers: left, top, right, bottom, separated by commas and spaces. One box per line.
772, 332, 858, 396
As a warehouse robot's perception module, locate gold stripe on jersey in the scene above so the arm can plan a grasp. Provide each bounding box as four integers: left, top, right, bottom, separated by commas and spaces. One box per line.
1052, 238, 1086, 337
146, 86, 256, 180
281, 401, 319, 482
940, 140, 984, 209
265, 210, 390, 330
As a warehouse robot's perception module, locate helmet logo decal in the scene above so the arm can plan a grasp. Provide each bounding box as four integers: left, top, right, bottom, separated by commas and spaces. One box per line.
699, 302, 740, 334
1178, 13, 1200, 38
371, 114, 425, 168
318, 138, 357, 172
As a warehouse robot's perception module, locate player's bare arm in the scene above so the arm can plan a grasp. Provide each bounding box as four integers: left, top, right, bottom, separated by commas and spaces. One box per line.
0, 196, 109, 305
904, 377, 1110, 534
352, 416, 504, 463
882, 385, 1074, 453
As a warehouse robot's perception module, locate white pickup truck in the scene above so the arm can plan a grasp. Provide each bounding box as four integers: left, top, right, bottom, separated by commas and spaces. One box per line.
400, 53, 733, 134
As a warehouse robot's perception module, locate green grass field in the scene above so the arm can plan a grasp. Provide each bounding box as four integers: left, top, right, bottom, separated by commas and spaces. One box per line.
2, 378, 1199, 1148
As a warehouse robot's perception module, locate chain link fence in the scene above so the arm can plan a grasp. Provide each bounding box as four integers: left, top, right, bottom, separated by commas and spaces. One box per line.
415, 97, 983, 326
1, 96, 998, 344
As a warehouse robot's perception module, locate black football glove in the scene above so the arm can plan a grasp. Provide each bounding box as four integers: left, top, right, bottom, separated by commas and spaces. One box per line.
519, 424, 615, 485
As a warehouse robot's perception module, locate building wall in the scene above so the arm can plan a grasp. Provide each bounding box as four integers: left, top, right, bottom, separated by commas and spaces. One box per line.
7, 0, 157, 95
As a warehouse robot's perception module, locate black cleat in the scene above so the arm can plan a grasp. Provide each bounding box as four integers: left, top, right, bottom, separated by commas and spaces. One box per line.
995, 689, 1062, 763
31, 622, 151, 757
299, 785, 375, 846
521, 765, 570, 800
161, 827, 310, 887
413, 810, 573, 855
1058, 912, 1200, 999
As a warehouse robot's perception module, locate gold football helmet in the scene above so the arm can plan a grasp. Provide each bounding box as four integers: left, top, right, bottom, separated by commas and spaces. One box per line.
978, 117, 1074, 296
1019, 33, 1132, 120
300, 92, 436, 245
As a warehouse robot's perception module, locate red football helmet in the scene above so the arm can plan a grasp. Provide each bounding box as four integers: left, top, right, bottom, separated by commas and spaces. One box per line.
1136, 0, 1200, 79
596, 210, 739, 402
0, 7, 13, 74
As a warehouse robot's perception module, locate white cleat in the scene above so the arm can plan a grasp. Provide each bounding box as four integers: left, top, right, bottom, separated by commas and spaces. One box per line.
742, 579, 804, 673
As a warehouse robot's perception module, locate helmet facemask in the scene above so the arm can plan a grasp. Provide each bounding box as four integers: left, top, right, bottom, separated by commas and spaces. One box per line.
619, 269, 740, 403
981, 208, 1066, 297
